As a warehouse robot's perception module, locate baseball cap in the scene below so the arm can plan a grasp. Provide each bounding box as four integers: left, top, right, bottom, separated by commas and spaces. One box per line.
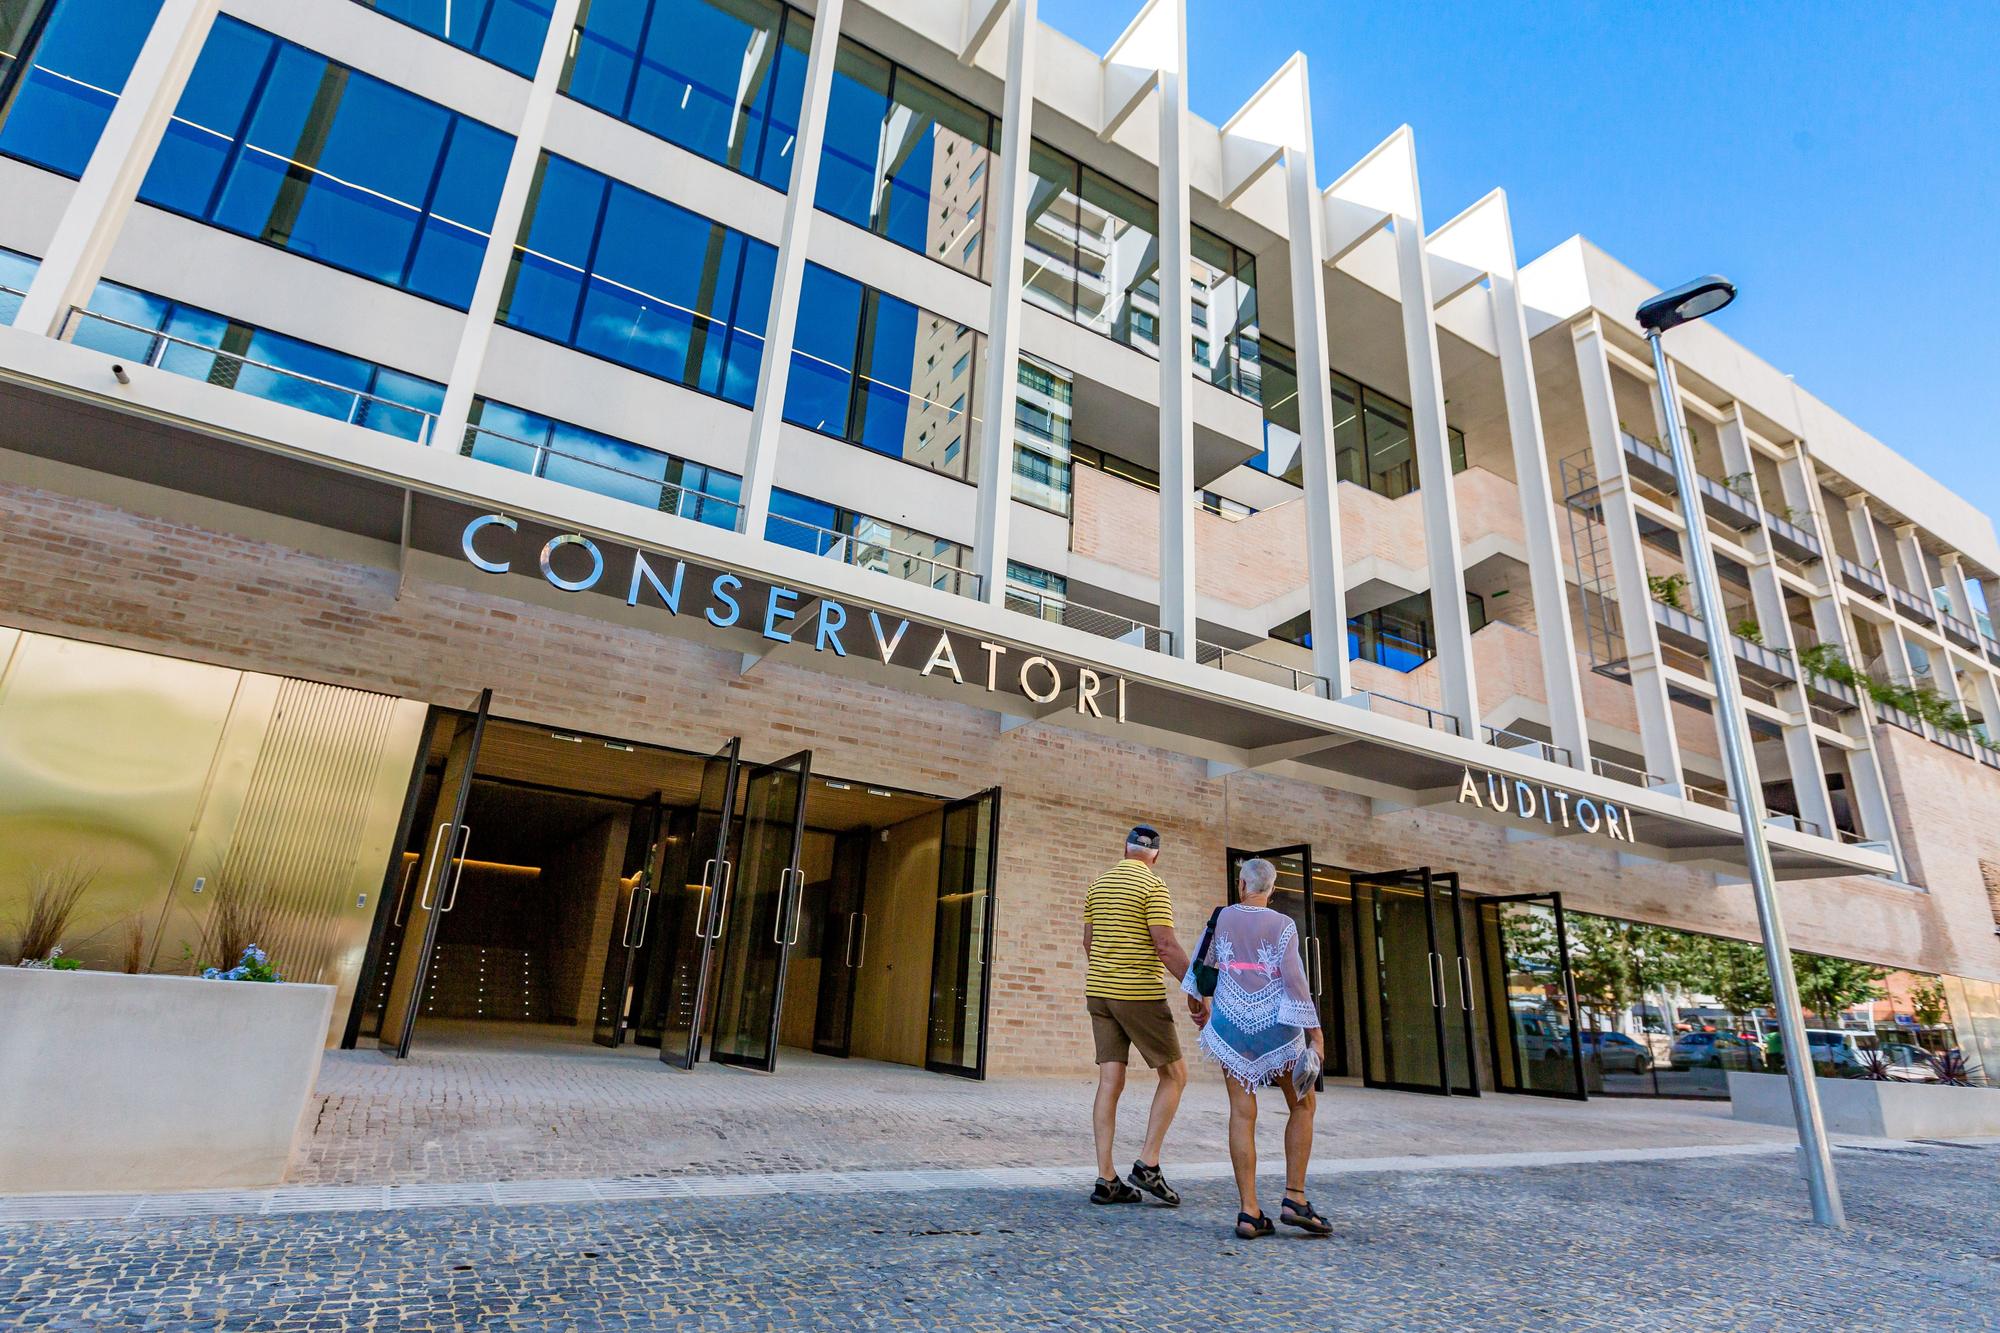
1127, 825, 1161, 850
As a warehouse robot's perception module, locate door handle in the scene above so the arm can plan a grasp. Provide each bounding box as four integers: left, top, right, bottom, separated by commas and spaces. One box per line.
1428, 951, 1444, 1009
707, 860, 733, 940
1309, 936, 1323, 997
416, 821, 452, 911
695, 859, 716, 937
392, 856, 420, 927
623, 885, 653, 948
788, 869, 804, 947
440, 825, 472, 912
1458, 956, 1474, 1012
853, 912, 868, 968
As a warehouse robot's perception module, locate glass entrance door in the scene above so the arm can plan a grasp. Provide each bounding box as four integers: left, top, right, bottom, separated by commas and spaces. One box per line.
926, 789, 1000, 1078
812, 829, 871, 1058
708, 750, 812, 1072
1477, 893, 1587, 1100
658, 739, 741, 1069
376, 690, 490, 1059
1351, 868, 1478, 1096
593, 796, 662, 1048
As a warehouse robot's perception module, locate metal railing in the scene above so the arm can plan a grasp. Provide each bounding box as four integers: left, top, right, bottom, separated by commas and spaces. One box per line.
1888, 583, 1936, 624
1003, 584, 1172, 654
1695, 472, 1762, 530
1339, 689, 1459, 735
1685, 781, 1736, 815
1761, 508, 1823, 563
460, 424, 741, 529
1590, 755, 1663, 789
1871, 698, 1924, 735
61, 307, 438, 443
1937, 607, 1979, 649
1481, 725, 1572, 768
1763, 811, 1825, 838
1836, 556, 1889, 599
765, 513, 983, 601
1195, 641, 1331, 698
0, 283, 24, 323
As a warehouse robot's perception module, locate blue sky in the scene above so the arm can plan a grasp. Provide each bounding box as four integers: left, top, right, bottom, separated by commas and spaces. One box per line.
1047, 3, 2000, 521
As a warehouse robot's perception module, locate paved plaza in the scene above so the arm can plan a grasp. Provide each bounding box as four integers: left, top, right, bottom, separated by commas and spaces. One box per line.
6, 1033, 1999, 1329
6, 1142, 2000, 1329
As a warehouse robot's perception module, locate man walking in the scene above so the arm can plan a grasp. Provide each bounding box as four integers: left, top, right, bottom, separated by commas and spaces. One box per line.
1083, 825, 1194, 1207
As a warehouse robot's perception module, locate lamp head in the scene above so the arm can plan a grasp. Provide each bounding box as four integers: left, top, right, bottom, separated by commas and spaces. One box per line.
1636, 275, 1737, 335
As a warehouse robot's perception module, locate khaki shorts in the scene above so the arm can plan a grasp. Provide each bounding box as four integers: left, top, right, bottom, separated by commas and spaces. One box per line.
1087, 995, 1182, 1068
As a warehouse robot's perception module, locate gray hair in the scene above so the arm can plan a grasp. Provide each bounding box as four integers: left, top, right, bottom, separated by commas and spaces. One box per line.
1238, 857, 1277, 898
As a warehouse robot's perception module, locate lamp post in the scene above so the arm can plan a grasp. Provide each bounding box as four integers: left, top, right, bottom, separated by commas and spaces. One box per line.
1637, 275, 1845, 1229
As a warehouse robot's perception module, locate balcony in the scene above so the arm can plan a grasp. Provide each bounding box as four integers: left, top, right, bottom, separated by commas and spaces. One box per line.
1761, 509, 1823, 564
1482, 725, 1572, 768
1837, 556, 1889, 601
1871, 698, 1924, 736
1194, 640, 1331, 699
1938, 606, 1980, 650
1888, 583, 1936, 625
1694, 474, 1761, 532
766, 514, 984, 601
1340, 689, 1461, 737
1983, 634, 2000, 668
1004, 582, 1172, 654
1619, 432, 1678, 495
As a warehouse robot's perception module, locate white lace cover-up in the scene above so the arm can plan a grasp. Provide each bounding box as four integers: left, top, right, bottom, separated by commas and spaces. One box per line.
1183, 904, 1320, 1088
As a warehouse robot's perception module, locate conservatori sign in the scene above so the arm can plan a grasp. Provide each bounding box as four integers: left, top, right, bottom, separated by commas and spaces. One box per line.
459, 513, 1132, 722
1457, 767, 1638, 842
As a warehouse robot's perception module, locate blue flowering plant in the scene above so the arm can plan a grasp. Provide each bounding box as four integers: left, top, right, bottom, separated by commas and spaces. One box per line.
201, 944, 281, 983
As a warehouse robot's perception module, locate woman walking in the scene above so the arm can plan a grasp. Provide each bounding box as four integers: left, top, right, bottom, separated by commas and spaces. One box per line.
1183, 857, 1332, 1238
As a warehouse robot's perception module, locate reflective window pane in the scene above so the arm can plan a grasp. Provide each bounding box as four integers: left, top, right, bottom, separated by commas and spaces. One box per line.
138, 18, 513, 309
463, 397, 742, 525
0, 0, 161, 176
352, 0, 555, 77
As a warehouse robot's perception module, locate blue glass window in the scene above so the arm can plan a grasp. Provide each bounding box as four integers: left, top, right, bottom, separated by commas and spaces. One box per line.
562, 0, 806, 191
785, 263, 981, 481
0, 0, 162, 176
498, 152, 774, 406
350, 0, 555, 77
766, 488, 970, 593
464, 398, 741, 526
72, 280, 443, 439
815, 39, 993, 277
138, 17, 513, 309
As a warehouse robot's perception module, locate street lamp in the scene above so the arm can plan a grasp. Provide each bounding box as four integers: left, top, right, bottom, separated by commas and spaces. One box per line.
1637, 274, 1845, 1229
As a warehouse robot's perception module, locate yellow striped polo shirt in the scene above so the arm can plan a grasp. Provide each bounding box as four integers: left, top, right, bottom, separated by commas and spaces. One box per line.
1085, 859, 1175, 1000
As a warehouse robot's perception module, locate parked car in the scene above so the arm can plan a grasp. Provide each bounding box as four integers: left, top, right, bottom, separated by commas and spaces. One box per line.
1802, 1028, 1879, 1075
1875, 1041, 1939, 1083
1578, 1029, 1653, 1073
1669, 1031, 1766, 1071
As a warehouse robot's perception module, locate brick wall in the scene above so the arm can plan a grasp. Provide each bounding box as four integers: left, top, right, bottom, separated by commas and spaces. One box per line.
3, 479, 1997, 1076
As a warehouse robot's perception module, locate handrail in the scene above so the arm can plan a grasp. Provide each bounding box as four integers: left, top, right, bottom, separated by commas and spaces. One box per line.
61, 307, 437, 443
1340, 689, 1459, 734
766, 512, 983, 600
1003, 584, 1171, 654
1195, 640, 1331, 698
1481, 725, 1572, 768
1589, 755, 1662, 789
461, 424, 742, 527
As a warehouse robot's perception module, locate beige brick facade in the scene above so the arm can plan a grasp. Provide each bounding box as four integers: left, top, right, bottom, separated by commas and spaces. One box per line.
5, 478, 2000, 1076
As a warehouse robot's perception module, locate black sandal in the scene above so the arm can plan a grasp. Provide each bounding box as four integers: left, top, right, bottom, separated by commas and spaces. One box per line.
1235, 1211, 1275, 1239
1280, 1195, 1332, 1236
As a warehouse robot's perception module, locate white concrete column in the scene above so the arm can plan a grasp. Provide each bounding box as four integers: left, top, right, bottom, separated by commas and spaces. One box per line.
1283, 146, 1349, 695
1845, 495, 1884, 573
1152, 3, 1196, 659
1430, 190, 1587, 766
1940, 553, 1977, 623
1572, 314, 1683, 790
433, 0, 586, 452
735, 0, 847, 539
1720, 408, 1833, 835
968, 0, 1037, 605
13, 0, 220, 336
1893, 524, 1930, 602
1384, 146, 1477, 734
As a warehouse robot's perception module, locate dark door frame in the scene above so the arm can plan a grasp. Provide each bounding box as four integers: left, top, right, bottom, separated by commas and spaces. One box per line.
1476, 890, 1589, 1101
708, 749, 813, 1073
924, 787, 1002, 1080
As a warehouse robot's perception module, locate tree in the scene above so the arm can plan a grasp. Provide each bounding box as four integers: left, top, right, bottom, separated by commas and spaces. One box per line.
1793, 953, 1887, 1023
1910, 978, 1949, 1029
1680, 934, 1772, 1020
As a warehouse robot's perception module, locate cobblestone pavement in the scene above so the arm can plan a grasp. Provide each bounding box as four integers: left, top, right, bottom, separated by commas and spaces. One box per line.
297, 1027, 1793, 1185
6, 1143, 2000, 1330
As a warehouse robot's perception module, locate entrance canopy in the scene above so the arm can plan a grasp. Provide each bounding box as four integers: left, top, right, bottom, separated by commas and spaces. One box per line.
0, 331, 1895, 882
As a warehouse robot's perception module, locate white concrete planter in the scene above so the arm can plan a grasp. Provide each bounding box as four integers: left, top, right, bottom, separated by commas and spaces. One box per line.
0, 968, 333, 1194
1729, 1070, 2000, 1139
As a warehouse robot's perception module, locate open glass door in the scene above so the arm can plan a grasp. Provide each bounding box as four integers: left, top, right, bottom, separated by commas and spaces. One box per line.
1477, 892, 1587, 1100
812, 830, 871, 1058
1351, 868, 1450, 1095
594, 796, 662, 1047
927, 789, 1000, 1079
658, 739, 741, 1069
1225, 844, 1320, 1005
1433, 873, 1480, 1097
376, 690, 490, 1059
708, 750, 812, 1072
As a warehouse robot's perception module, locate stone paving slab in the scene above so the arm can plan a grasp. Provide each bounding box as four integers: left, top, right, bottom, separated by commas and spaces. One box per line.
4, 1145, 1998, 1330
295, 1034, 1797, 1187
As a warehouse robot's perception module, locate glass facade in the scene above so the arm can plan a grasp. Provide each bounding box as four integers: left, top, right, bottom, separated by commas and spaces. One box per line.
0, 0, 161, 176
350, 0, 555, 76
1011, 355, 1072, 512
1271, 590, 1488, 672
463, 398, 742, 526
767, 489, 972, 595
787, 264, 982, 481
73, 279, 444, 439
818, 38, 993, 278
1255, 344, 1468, 500
562, 0, 806, 191
140, 18, 514, 310
498, 152, 773, 405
